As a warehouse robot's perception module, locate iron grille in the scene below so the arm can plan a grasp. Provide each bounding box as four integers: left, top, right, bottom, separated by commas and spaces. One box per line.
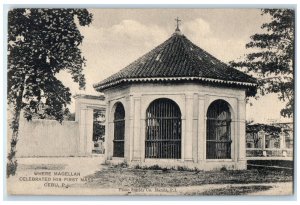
113, 103, 125, 157
145, 98, 181, 159
206, 100, 232, 159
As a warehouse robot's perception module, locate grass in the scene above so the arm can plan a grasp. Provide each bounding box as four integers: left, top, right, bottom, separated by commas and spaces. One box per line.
133, 164, 200, 172
81, 165, 293, 189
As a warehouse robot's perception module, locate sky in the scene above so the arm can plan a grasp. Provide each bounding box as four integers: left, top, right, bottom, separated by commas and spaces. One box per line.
56, 8, 291, 123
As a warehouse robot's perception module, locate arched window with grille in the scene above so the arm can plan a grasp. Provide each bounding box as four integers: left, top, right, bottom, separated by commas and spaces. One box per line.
206, 100, 232, 159
113, 102, 125, 157
145, 98, 181, 159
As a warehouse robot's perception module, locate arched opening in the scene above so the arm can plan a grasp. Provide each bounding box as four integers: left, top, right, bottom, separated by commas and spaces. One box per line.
206, 100, 232, 159
145, 98, 181, 159
113, 102, 125, 157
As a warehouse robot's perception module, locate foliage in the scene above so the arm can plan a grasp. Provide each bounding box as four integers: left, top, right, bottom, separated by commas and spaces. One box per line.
7, 9, 92, 177
246, 123, 282, 135
64, 112, 76, 121
23, 103, 75, 121
93, 123, 105, 141
231, 9, 295, 118
93, 109, 105, 142
8, 9, 92, 121
246, 122, 283, 148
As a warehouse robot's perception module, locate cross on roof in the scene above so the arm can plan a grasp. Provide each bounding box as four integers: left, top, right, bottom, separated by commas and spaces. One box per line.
175, 17, 181, 31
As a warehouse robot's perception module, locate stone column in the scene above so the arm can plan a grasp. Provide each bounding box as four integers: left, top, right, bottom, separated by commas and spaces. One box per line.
140, 99, 146, 162
75, 98, 81, 122
133, 96, 141, 161
128, 96, 134, 162
107, 101, 114, 160
124, 96, 131, 161
181, 116, 186, 162
85, 108, 94, 155
237, 99, 246, 161
198, 96, 205, 162
79, 106, 87, 156
104, 101, 110, 160
184, 94, 193, 161
78, 106, 94, 156
192, 93, 199, 162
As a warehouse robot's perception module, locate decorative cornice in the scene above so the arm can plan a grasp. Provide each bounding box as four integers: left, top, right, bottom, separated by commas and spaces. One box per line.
93, 76, 257, 91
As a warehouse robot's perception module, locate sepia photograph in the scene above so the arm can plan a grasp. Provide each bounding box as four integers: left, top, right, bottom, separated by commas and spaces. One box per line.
5, 6, 295, 197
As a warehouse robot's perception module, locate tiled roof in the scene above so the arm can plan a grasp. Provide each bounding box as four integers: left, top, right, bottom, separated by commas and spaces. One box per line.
94, 32, 257, 93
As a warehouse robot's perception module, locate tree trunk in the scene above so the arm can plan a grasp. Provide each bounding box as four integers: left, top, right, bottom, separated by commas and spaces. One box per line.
7, 89, 23, 177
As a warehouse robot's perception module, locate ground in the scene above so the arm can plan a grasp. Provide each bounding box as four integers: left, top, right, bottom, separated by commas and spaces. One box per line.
6, 156, 293, 196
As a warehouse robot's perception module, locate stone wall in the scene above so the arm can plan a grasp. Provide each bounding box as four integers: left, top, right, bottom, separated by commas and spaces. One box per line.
16, 119, 79, 157
6, 94, 106, 158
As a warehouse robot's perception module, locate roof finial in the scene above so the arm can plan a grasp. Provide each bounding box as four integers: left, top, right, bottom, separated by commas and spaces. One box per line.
175, 17, 181, 32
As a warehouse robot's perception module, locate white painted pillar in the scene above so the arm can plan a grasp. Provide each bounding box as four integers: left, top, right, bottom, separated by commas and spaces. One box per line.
75, 98, 81, 122
140, 99, 146, 162
192, 93, 199, 162
85, 108, 94, 155
184, 94, 193, 161
198, 96, 205, 162
104, 101, 110, 160
237, 99, 246, 161
124, 96, 131, 161
181, 117, 186, 162
133, 96, 141, 161
79, 106, 87, 155
78, 107, 93, 156
107, 101, 114, 160
129, 96, 134, 162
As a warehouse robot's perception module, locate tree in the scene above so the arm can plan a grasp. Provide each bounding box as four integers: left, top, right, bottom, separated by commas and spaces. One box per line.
7, 9, 92, 177
231, 9, 295, 118
93, 109, 105, 142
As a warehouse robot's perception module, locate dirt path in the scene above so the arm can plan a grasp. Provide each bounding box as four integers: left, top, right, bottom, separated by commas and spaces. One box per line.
249, 182, 293, 195
78, 182, 293, 196
7, 156, 105, 195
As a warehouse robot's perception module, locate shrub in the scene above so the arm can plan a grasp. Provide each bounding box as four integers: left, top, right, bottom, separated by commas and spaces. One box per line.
134, 164, 142, 169
147, 165, 162, 170
177, 166, 186, 171
119, 161, 128, 168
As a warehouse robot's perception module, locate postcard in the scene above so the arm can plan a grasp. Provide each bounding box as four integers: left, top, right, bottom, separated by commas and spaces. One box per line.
6, 8, 294, 196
